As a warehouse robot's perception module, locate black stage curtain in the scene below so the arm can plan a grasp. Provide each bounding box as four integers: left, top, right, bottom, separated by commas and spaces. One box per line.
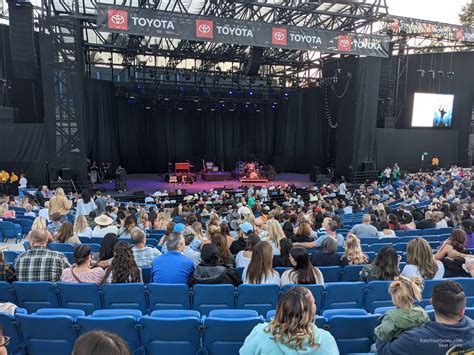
84, 79, 328, 174
0, 124, 46, 184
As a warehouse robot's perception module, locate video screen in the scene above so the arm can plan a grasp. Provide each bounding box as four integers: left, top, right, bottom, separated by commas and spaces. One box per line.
411, 93, 454, 127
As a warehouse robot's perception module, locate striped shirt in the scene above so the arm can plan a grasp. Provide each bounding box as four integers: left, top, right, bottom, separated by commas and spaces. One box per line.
14, 246, 70, 282
60, 267, 106, 284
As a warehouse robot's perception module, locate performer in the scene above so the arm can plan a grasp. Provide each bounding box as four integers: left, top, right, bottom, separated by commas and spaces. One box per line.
115, 165, 127, 192
383, 166, 392, 184
9, 172, 18, 196
0, 170, 9, 196
89, 161, 99, 186
392, 163, 400, 181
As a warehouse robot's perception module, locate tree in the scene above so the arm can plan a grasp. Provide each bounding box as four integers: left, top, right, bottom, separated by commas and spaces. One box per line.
459, 0, 474, 27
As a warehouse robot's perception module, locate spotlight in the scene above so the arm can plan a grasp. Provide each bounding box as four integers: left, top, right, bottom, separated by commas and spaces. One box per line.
249, 91, 253, 96
219, 99, 224, 104
417, 69, 425, 78
197, 108, 202, 111
447, 72, 455, 77
284, 92, 289, 97
246, 101, 251, 105
193, 99, 199, 103
272, 105, 276, 109
210, 108, 216, 112
273, 101, 278, 105
256, 109, 261, 113
164, 97, 170, 101
228, 90, 233, 95
427, 70, 435, 79
178, 107, 183, 111
229, 108, 235, 112
145, 106, 151, 110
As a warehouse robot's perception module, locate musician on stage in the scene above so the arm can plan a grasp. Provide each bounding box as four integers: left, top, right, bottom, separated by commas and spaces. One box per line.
8, 172, 18, 196
0, 170, 9, 196
115, 165, 127, 192
392, 163, 400, 181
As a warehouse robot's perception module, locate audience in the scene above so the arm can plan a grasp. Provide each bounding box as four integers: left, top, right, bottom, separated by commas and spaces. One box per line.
435, 229, 472, 277
74, 215, 92, 238
130, 230, 161, 268
48, 187, 72, 220
340, 234, 368, 266
28, 216, 54, 244
210, 233, 235, 267
360, 246, 399, 282
98, 233, 119, 265
350, 214, 379, 238
47, 212, 63, 237
242, 241, 280, 285
281, 247, 324, 286
118, 215, 141, 239
102, 241, 142, 283
378, 221, 396, 239
264, 219, 286, 255
401, 238, 444, 279
73, 331, 130, 355
272, 237, 293, 267
92, 215, 118, 238
235, 234, 261, 269
55, 221, 81, 244
0, 251, 16, 282
75, 191, 96, 217
310, 237, 341, 267
230, 222, 254, 254
60, 245, 105, 284
182, 230, 202, 267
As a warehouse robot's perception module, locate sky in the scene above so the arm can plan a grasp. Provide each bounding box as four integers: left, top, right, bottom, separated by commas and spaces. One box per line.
386, 0, 469, 25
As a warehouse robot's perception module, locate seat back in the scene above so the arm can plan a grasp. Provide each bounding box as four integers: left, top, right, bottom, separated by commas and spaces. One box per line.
0, 312, 24, 355
320, 266, 341, 282
57, 283, 103, 315
3, 251, 22, 264
141, 267, 151, 283
364, 281, 392, 312
13, 282, 59, 313
340, 265, 365, 282
102, 284, 147, 312
148, 284, 190, 311
0, 281, 16, 304
327, 314, 380, 353
193, 284, 235, 316
281, 284, 324, 313
236, 284, 280, 316
321, 282, 365, 311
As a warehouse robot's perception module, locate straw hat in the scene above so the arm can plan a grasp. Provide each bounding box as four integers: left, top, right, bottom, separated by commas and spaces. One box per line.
94, 214, 113, 226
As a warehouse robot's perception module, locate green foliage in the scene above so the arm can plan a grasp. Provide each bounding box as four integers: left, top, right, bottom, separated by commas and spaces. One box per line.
459, 0, 474, 27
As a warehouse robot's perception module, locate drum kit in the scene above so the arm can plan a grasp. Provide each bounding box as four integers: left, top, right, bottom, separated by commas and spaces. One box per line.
241, 160, 265, 180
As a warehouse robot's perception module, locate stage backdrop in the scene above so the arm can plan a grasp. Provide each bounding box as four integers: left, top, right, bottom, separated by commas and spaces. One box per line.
84, 79, 329, 174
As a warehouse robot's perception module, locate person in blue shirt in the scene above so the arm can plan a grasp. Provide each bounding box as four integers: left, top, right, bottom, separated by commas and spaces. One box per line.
151, 232, 194, 284
240, 286, 339, 354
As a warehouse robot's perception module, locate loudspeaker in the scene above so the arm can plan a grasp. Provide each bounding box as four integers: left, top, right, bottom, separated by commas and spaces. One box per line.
8, 3, 37, 79
242, 47, 264, 76
362, 161, 375, 172
0, 107, 17, 124
310, 166, 321, 182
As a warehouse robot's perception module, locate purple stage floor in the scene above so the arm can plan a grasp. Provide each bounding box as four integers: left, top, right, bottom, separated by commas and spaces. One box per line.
95, 173, 311, 194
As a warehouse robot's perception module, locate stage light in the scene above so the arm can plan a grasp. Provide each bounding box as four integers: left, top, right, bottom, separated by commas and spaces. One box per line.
249, 91, 254, 96
178, 107, 183, 111
245, 104, 249, 108
145, 106, 151, 110
164, 97, 170, 101
210, 108, 216, 112
228, 90, 233, 95
284, 92, 289, 97
256, 109, 261, 113
273, 101, 278, 105
219, 99, 224, 104
272, 105, 276, 109
229, 108, 235, 112
246, 101, 251, 105
197, 108, 202, 111
193, 99, 199, 103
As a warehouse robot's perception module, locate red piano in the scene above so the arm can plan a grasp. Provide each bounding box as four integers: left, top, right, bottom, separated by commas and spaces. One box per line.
175, 162, 193, 173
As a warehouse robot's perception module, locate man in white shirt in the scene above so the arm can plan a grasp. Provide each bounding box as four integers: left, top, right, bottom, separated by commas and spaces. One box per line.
91, 214, 119, 238
338, 178, 347, 199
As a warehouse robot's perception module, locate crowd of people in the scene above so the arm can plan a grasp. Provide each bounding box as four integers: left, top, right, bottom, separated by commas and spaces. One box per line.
0, 165, 473, 353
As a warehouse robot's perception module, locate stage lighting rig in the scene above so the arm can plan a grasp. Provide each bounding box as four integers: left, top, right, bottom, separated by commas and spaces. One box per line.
417, 69, 425, 77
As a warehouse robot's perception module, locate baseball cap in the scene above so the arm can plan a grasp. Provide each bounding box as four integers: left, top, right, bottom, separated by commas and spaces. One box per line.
173, 223, 185, 233
239, 222, 254, 234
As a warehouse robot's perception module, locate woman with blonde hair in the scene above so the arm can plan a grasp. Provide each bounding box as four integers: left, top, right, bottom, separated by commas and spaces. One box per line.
153, 211, 171, 230
341, 234, 369, 265
48, 187, 72, 220
242, 241, 280, 285
401, 238, 444, 279
138, 210, 152, 230
265, 219, 286, 255
240, 286, 338, 354
27, 216, 54, 244
191, 222, 206, 242
74, 215, 92, 238
205, 212, 220, 230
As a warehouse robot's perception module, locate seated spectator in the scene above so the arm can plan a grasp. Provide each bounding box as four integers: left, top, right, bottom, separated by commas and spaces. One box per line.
161, 223, 185, 254
378, 221, 397, 239
235, 234, 261, 269
219, 223, 235, 249
24, 204, 36, 218
28, 216, 54, 245
263, 219, 286, 256
240, 286, 338, 354
118, 215, 141, 239
60, 245, 105, 284
151, 232, 194, 283
211, 233, 235, 267
0, 250, 16, 283
433, 211, 448, 229
230, 222, 254, 255
281, 247, 324, 286
92, 215, 118, 238
400, 213, 416, 231
310, 237, 341, 267
97, 233, 119, 267
401, 238, 444, 279
55, 221, 81, 245
242, 241, 280, 285
188, 244, 241, 286
182, 230, 201, 267
73, 330, 130, 355
435, 230, 471, 277
273, 238, 293, 268
374, 276, 428, 342
47, 212, 62, 237
295, 220, 343, 249
102, 241, 142, 284
376, 281, 474, 354
291, 221, 315, 243
360, 246, 399, 282
157, 221, 176, 249
416, 211, 436, 230
74, 215, 92, 239
340, 233, 369, 266
131, 230, 161, 268
349, 214, 379, 238
388, 214, 401, 230
461, 219, 474, 249
14, 230, 70, 281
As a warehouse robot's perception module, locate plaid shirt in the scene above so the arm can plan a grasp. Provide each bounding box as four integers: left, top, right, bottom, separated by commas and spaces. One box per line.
132, 246, 161, 268
14, 246, 70, 282
0, 262, 16, 283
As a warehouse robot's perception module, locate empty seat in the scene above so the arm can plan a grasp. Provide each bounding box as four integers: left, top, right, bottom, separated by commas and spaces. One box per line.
13, 282, 60, 313
91, 309, 142, 318
455, 278, 474, 307
340, 265, 365, 282
322, 309, 368, 319
139, 310, 201, 354
281, 284, 324, 313
364, 281, 392, 312
49, 243, 74, 253
0, 221, 22, 243
0, 281, 16, 304
236, 284, 279, 316
327, 314, 380, 353
203, 309, 263, 355
148, 284, 190, 311
57, 283, 103, 315
320, 266, 341, 282
394, 243, 409, 252
34, 308, 85, 318
3, 251, 22, 264
193, 284, 235, 315
101, 284, 147, 312
419, 280, 445, 307
373, 306, 396, 315
368, 243, 393, 253
16, 313, 78, 354
321, 282, 365, 311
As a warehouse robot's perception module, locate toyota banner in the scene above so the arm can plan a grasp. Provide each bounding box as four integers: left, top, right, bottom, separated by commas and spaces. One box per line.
97, 4, 390, 58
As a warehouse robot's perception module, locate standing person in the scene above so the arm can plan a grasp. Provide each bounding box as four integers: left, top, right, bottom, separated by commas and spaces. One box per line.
240, 286, 339, 354
392, 163, 400, 181
383, 166, 392, 184
337, 177, 347, 199
18, 174, 27, 198
94, 192, 107, 214
76, 191, 96, 217
131, 230, 161, 268
48, 187, 72, 220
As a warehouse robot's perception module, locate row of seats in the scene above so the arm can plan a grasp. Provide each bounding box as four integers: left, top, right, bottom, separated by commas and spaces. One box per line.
1, 279, 472, 316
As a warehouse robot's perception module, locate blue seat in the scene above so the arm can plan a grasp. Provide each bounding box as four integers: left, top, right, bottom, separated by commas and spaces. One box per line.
145, 239, 158, 247
141, 267, 151, 283
101, 284, 147, 312
0, 281, 16, 303
321, 282, 366, 311
77, 315, 141, 353
3, 251, 22, 264
16, 313, 78, 354
18, 219, 33, 236
22, 241, 30, 251
398, 236, 417, 243
465, 307, 474, 318
323, 309, 368, 320
0, 221, 22, 243
13, 282, 60, 313
148, 284, 190, 310
34, 308, 85, 318
374, 306, 396, 315
92, 309, 142, 318
340, 265, 366, 282
62, 252, 74, 264
456, 278, 474, 307
203, 310, 263, 355
139, 310, 201, 354
57, 283, 102, 315
394, 243, 408, 252
327, 314, 380, 353
368, 243, 393, 253
0, 312, 24, 355
82, 243, 101, 252
237, 284, 280, 316
49, 243, 74, 253
274, 267, 289, 276
365, 251, 376, 262
421, 228, 441, 235
364, 281, 392, 312
419, 280, 445, 307
78, 237, 92, 244
359, 237, 381, 245
91, 237, 104, 245
320, 266, 341, 282
395, 230, 419, 237
193, 284, 235, 315
281, 284, 324, 313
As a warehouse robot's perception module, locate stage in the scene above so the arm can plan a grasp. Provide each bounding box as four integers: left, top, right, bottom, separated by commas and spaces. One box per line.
95, 172, 311, 195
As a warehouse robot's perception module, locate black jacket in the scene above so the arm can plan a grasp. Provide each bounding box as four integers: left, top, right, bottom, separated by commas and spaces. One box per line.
188, 264, 242, 286
310, 251, 342, 267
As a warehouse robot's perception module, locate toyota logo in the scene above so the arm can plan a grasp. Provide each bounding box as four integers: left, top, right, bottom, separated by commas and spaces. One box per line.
274, 31, 285, 41
340, 39, 350, 47
199, 24, 211, 33
111, 14, 125, 25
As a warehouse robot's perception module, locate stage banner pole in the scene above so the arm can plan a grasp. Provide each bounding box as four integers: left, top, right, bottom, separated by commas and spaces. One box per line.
96, 4, 390, 58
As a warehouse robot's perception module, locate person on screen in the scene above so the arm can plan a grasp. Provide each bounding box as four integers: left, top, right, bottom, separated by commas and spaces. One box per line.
435, 105, 448, 127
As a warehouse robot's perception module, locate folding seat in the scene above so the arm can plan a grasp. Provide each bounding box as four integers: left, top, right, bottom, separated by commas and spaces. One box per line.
464, 307, 474, 319
236, 268, 244, 278
340, 265, 365, 282
77, 312, 141, 354
419, 279, 445, 308
281, 284, 325, 313
322, 309, 368, 318
82, 243, 101, 252
456, 278, 474, 307
319, 266, 341, 282
49, 243, 74, 253
145, 239, 158, 248
364, 281, 392, 312
141, 267, 151, 283
13, 282, 59, 313
79, 236, 92, 244
16, 313, 79, 354
57, 283, 103, 315
17, 219, 33, 236
236, 284, 279, 316
421, 228, 440, 236
321, 282, 365, 312
193, 284, 235, 315
148, 284, 190, 311
90, 237, 104, 245
101, 283, 147, 312
436, 228, 452, 235
368, 243, 393, 253
203, 310, 264, 355
396, 230, 419, 237
394, 243, 408, 252
398, 236, 417, 243
365, 251, 376, 262
3, 251, 22, 264
34, 308, 85, 318
0, 221, 22, 243
139, 310, 201, 354
373, 306, 396, 315
62, 252, 75, 264
326, 313, 380, 354
359, 238, 379, 245
0, 310, 26, 355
